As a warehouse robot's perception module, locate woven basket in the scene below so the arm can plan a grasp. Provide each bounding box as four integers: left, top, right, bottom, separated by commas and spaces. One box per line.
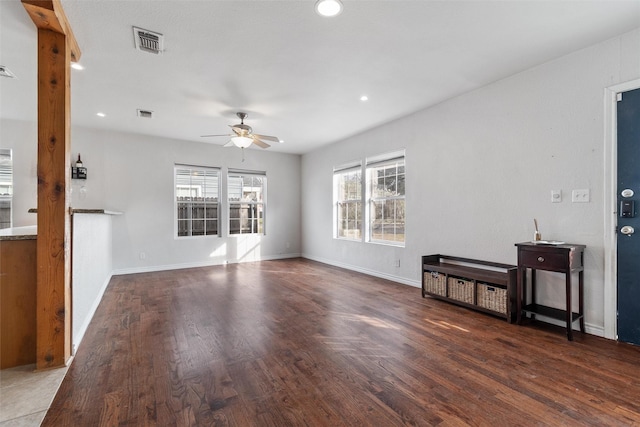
447, 276, 474, 304
477, 282, 507, 314
423, 271, 446, 296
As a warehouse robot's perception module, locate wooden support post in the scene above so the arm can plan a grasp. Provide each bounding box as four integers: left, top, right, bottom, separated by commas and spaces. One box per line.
35, 28, 71, 369
22, 0, 81, 369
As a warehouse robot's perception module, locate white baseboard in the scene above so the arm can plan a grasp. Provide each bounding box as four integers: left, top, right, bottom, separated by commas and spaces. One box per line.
112, 253, 302, 276
301, 253, 421, 288
522, 314, 605, 338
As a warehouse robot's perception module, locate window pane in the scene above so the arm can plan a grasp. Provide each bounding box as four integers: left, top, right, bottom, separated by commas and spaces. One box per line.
205, 220, 218, 235
176, 166, 220, 237
365, 155, 405, 245
228, 172, 266, 235
177, 220, 189, 236
192, 220, 205, 236
205, 205, 217, 219
335, 168, 362, 240
397, 173, 405, 196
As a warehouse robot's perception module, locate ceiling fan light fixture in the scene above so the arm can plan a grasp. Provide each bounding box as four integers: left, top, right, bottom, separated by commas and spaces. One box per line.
231, 136, 253, 148
315, 0, 343, 17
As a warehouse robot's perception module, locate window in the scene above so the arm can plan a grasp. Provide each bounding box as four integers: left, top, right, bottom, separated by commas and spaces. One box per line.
366, 152, 405, 245
175, 165, 220, 237
228, 170, 266, 235
333, 163, 362, 240
0, 149, 12, 229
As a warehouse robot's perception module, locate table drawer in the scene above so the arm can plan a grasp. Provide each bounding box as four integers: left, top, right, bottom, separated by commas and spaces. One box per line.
519, 251, 566, 271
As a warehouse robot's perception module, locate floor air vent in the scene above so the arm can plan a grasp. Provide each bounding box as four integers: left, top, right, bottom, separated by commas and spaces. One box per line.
133, 27, 163, 54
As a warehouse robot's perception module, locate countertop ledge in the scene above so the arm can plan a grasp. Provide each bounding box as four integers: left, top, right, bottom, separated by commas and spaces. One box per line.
28, 208, 123, 215
0, 225, 37, 240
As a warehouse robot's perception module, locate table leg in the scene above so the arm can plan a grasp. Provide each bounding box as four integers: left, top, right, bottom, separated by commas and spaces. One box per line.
517, 267, 524, 325
566, 270, 573, 341
531, 269, 536, 321
579, 270, 585, 333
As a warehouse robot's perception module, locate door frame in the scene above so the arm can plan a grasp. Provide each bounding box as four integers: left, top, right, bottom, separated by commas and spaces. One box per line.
604, 78, 640, 340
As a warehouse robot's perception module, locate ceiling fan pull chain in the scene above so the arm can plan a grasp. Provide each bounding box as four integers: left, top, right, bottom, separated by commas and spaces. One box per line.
241, 147, 245, 162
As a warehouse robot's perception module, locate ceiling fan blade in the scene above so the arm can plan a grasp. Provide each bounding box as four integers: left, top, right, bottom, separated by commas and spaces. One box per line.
252, 138, 271, 149
223, 140, 235, 147
201, 134, 232, 138
229, 125, 245, 136
253, 134, 280, 142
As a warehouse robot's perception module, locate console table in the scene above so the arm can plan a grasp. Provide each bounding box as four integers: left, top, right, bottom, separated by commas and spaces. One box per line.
515, 242, 586, 341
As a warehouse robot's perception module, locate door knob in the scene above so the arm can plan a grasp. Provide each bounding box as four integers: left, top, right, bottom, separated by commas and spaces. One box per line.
621, 225, 635, 235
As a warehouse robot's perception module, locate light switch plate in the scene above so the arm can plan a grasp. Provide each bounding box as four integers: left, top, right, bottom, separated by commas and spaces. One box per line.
572, 189, 590, 203
551, 190, 562, 203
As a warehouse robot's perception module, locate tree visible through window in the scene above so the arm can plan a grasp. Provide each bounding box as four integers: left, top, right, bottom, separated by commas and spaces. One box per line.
175, 165, 220, 237
228, 171, 266, 235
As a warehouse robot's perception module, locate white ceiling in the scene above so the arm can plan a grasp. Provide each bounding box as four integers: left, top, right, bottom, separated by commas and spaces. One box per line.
1, 0, 639, 155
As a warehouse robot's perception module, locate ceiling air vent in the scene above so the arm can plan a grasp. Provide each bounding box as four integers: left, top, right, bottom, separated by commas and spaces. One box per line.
0, 66, 16, 78
137, 109, 154, 119
133, 27, 163, 55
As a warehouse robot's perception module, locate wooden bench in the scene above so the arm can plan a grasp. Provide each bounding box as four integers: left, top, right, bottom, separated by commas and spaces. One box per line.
421, 254, 517, 322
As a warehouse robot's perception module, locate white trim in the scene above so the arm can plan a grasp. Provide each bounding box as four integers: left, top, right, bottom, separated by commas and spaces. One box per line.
522, 314, 605, 338
603, 78, 640, 340
72, 273, 113, 355
112, 253, 301, 276
302, 253, 420, 288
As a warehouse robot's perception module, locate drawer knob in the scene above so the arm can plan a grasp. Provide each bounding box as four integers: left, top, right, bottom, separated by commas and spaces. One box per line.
537, 256, 545, 262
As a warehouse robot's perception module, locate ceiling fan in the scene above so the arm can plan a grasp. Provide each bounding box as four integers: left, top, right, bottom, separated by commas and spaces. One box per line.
201, 112, 280, 150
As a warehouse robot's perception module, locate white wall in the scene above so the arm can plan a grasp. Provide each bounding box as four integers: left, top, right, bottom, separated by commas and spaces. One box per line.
301, 28, 640, 337
1, 120, 302, 272
72, 213, 113, 352
70, 126, 302, 273
0, 119, 38, 227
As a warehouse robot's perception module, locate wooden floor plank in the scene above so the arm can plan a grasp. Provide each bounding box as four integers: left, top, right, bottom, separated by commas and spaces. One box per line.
42, 258, 640, 426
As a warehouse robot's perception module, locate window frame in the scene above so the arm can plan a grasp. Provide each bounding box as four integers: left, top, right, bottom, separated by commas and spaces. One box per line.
333, 162, 363, 241
227, 169, 267, 236
365, 151, 406, 247
174, 164, 221, 238
0, 149, 12, 230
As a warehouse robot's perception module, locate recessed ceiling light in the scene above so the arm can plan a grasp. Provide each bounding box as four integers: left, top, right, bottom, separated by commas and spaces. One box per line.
71, 62, 84, 70
315, 0, 343, 17
360, 95, 369, 101
96, 112, 106, 117
279, 139, 284, 144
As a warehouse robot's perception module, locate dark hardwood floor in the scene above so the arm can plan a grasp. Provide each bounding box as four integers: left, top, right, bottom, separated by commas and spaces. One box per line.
43, 258, 640, 426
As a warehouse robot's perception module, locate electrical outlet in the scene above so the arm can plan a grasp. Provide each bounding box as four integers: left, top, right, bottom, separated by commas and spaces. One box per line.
572, 189, 590, 203
394, 259, 400, 267
551, 190, 562, 203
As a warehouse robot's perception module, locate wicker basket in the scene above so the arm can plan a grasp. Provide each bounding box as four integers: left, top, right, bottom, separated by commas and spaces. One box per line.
447, 276, 474, 304
423, 271, 446, 296
477, 282, 507, 314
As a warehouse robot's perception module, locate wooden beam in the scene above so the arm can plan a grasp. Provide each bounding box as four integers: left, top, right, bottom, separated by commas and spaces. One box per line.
22, 0, 81, 62
22, 0, 77, 369
35, 28, 72, 369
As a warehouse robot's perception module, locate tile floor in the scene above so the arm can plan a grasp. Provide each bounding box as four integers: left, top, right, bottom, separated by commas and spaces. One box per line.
0, 364, 67, 426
